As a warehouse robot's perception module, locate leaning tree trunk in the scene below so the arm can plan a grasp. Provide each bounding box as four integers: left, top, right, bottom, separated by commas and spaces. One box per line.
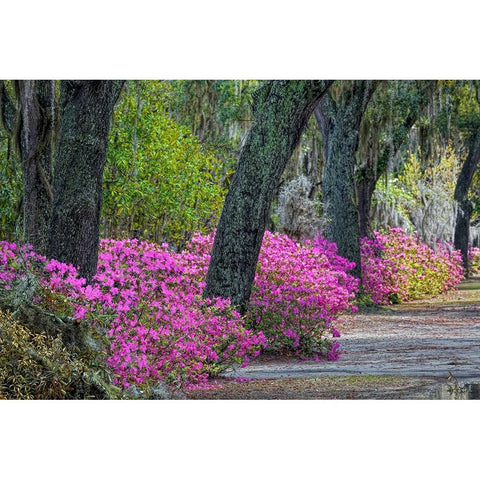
315, 80, 378, 280
203, 80, 333, 312
454, 127, 480, 276
17, 80, 55, 255
48, 80, 124, 282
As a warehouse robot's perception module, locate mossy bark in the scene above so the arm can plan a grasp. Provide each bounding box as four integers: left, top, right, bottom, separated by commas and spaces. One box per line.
315, 81, 378, 280
203, 80, 333, 312
48, 81, 124, 282
454, 128, 480, 276
17, 80, 55, 255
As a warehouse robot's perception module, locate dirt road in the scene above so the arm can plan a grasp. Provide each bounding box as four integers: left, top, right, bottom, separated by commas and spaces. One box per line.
187, 279, 480, 399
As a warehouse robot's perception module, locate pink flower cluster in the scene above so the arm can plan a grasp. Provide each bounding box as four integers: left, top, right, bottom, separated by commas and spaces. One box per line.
250, 233, 358, 359
0, 239, 264, 390
187, 232, 359, 359
0, 241, 46, 287
360, 228, 464, 304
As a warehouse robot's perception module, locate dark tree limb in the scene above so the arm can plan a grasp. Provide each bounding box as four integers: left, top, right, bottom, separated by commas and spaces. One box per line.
16, 80, 55, 255
0, 80, 16, 135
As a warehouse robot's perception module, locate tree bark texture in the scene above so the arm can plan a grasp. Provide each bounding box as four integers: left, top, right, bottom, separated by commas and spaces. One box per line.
356, 172, 377, 239
315, 80, 378, 279
454, 128, 480, 275
48, 80, 124, 282
203, 80, 333, 312
16, 80, 55, 255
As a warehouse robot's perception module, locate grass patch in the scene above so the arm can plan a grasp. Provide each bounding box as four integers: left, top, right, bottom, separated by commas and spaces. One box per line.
185, 375, 438, 400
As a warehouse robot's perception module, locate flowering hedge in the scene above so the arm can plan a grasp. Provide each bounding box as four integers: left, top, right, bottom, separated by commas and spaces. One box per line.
187, 232, 359, 360
0, 240, 264, 391
1, 231, 359, 391
469, 247, 480, 276
360, 228, 464, 305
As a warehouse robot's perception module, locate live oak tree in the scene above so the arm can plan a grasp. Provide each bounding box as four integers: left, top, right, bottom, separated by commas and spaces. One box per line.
16, 81, 55, 255
314, 80, 378, 279
203, 80, 333, 312
48, 80, 125, 282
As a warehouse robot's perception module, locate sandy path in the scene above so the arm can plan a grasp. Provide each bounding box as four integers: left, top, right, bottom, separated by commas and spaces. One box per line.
224, 280, 480, 384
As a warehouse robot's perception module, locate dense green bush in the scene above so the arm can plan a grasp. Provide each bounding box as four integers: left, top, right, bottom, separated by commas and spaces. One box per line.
102, 81, 229, 249
0, 134, 22, 241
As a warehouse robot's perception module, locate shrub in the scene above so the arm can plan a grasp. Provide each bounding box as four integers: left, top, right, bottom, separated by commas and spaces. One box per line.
0, 239, 264, 393
361, 228, 464, 305
469, 247, 480, 275
250, 233, 358, 359
188, 231, 359, 360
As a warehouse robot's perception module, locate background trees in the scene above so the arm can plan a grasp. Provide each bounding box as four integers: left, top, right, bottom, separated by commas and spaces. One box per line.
102, 81, 228, 248
1, 79, 479, 298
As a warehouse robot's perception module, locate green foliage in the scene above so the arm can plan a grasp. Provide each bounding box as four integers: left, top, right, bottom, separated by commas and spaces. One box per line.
168, 80, 258, 149
0, 135, 22, 240
103, 81, 230, 248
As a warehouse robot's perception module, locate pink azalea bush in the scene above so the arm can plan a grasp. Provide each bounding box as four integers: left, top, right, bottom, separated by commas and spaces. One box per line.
360, 228, 464, 305
251, 233, 358, 359
1, 231, 359, 390
469, 247, 480, 275
0, 240, 264, 391
187, 231, 359, 360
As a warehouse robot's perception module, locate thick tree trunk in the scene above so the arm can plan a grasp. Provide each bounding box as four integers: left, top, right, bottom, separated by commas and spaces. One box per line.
454, 128, 480, 276
203, 80, 333, 312
17, 81, 55, 255
315, 81, 378, 280
48, 80, 124, 282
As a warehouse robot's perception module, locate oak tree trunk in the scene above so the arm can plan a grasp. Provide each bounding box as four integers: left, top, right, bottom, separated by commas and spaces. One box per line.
48, 80, 124, 282
315, 81, 378, 280
357, 171, 377, 239
203, 80, 333, 312
17, 80, 55, 255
